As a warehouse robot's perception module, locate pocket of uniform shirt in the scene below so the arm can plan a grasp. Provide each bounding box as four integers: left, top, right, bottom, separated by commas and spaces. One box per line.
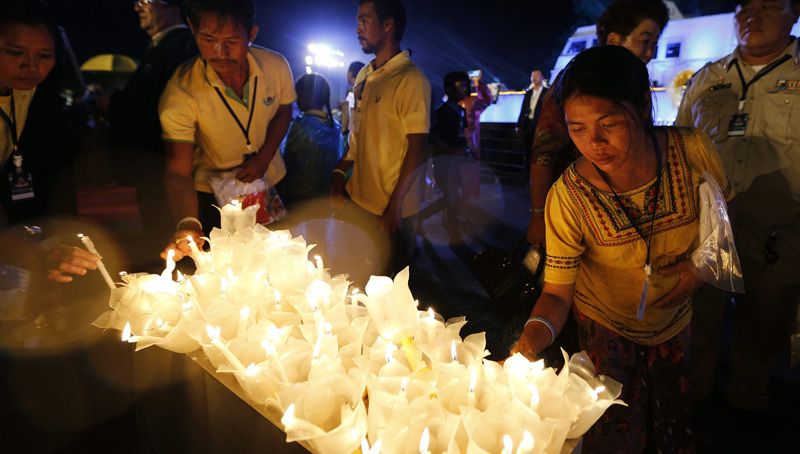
765, 85, 800, 138
695, 91, 738, 141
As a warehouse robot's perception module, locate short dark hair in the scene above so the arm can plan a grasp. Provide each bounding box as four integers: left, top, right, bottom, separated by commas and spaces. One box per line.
0, 0, 59, 43
554, 46, 653, 126
184, 0, 255, 35
596, 0, 669, 46
358, 0, 407, 43
348, 61, 365, 78
443, 71, 469, 92
736, 0, 800, 7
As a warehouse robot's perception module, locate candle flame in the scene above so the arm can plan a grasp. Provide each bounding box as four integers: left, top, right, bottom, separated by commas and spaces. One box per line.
156, 317, 164, 327
419, 427, 430, 453
351, 288, 359, 295
77, 233, 84, 238
385, 342, 394, 363
324, 323, 332, 335
469, 367, 477, 392
281, 403, 295, 426
451, 339, 458, 362
246, 363, 260, 376
520, 431, 535, 451
594, 386, 606, 394
240, 306, 250, 319
176, 270, 184, 282
503, 434, 513, 453
166, 248, 175, 261
414, 299, 419, 307
428, 307, 434, 318
206, 324, 220, 340
274, 289, 281, 305
400, 377, 408, 393
122, 322, 131, 342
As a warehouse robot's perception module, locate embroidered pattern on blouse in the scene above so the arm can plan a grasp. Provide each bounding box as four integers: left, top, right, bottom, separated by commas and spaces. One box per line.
545, 254, 580, 270
563, 129, 698, 247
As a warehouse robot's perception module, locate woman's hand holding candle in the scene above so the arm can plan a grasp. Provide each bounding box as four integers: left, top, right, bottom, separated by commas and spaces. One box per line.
44, 245, 100, 283
163, 228, 205, 261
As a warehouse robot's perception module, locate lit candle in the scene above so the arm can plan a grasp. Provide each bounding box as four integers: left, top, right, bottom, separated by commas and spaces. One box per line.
311, 336, 321, 367
237, 306, 250, 337
274, 288, 282, 312
468, 367, 477, 408
350, 288, 359, 306
121, 321, 131, 342
399, 377, 408, 399
451, 339, 458, 364
515, 431, 534, 454
314, 255, 323, 279
161, 249, 176, 281
206, 325, 245, 371
262, 340, 289, 382
419, 427, 431, 454
281, 403, 295, 428
77, 233, 115, 290
186, 235, 202, 257
501, 434, 513, 454
385, 342, 394, 364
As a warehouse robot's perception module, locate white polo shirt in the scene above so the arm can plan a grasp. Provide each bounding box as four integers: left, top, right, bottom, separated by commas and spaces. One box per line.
345, 50, 431, 216
159, 46, 296, 193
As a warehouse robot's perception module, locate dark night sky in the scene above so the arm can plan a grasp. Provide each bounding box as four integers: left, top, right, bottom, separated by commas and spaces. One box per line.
44, 0, 740, 100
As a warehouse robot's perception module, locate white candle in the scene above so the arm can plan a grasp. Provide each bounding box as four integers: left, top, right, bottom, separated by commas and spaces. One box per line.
314, 255, 323, 279
451, 339, 458, 364
161, 249, 175, 281
468, 367, 477, 408
399, 377, 408, 399
311, 336, 321, 367
274, 288, 282, 312
77, 234, 115, 290
262, 340, 289, 382
237, 306, 250, 337
186, 235, 202, 257
206, 325, 245, 371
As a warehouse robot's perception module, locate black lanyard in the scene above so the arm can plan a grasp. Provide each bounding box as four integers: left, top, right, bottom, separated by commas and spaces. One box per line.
0, 91, 18, 152
732, 54, 791, 112
214, 76, 257, 153
593, 130, 663, 271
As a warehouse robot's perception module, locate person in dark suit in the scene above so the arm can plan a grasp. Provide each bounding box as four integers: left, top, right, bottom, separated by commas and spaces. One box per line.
96, 0, 198, 266
515, 69, 546, 160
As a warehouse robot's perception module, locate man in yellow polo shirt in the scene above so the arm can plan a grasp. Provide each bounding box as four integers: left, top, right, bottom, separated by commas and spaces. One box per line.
329, 0, 431, 277
158, 0, 295, 259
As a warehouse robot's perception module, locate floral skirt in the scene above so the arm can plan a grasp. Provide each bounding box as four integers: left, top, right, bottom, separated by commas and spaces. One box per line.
574, 307, 694, 454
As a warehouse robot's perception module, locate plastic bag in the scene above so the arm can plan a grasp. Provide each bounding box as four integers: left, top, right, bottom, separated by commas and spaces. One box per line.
206, 169, 288, 225
690, 172, 745, 293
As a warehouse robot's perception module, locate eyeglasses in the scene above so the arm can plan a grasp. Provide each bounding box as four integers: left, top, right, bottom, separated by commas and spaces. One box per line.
134, 0, 169, 8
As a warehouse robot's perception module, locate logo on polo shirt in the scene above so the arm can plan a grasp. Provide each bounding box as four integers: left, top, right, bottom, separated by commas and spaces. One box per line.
263, 96, 275, 106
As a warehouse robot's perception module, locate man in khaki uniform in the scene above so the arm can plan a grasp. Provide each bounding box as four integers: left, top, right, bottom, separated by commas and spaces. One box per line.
676, 0, 800, 413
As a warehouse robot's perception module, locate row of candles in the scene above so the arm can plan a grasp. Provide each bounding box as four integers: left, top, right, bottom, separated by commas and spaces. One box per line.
92, 201, 625, 454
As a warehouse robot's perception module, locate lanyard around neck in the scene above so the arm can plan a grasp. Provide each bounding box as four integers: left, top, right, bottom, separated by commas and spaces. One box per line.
0, 91, 18, 152
592, 130, 663, 269
214, 76, 258, 153
732, 54, 791, 111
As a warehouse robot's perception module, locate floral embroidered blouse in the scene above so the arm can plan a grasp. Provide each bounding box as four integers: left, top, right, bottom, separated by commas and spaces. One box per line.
544, 127, 734, 345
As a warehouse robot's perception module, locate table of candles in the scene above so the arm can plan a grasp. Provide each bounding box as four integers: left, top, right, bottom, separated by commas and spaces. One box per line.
93, 201, 624, 454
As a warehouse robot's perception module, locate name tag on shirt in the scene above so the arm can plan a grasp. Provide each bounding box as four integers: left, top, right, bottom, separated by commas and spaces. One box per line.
728, 113, 748, 137
8, 171, 35, 201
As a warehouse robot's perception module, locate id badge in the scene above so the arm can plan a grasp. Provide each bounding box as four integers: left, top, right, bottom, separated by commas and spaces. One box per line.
8, 171, 35, 201
727, 113, 748, 137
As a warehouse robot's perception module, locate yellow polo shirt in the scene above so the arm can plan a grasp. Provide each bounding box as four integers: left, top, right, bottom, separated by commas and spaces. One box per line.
1, 88, 35, 167
345, 51, 431, 216
159, 46, 296, 193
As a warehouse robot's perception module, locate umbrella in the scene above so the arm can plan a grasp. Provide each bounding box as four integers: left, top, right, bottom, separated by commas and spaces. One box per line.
80, 54, 138, 73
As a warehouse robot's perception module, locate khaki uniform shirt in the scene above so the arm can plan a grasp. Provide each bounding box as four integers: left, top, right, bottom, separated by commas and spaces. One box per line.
676, 39, 800, 230
0, 88, 35, 167
344, 51, 431, 217
159, 46, 296, 193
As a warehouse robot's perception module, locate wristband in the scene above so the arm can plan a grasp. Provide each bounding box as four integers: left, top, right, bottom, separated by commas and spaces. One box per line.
529, 207, 545, 214
332, 168, 347, 178
177, 216, 203, 232
524, 316, 555, 347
